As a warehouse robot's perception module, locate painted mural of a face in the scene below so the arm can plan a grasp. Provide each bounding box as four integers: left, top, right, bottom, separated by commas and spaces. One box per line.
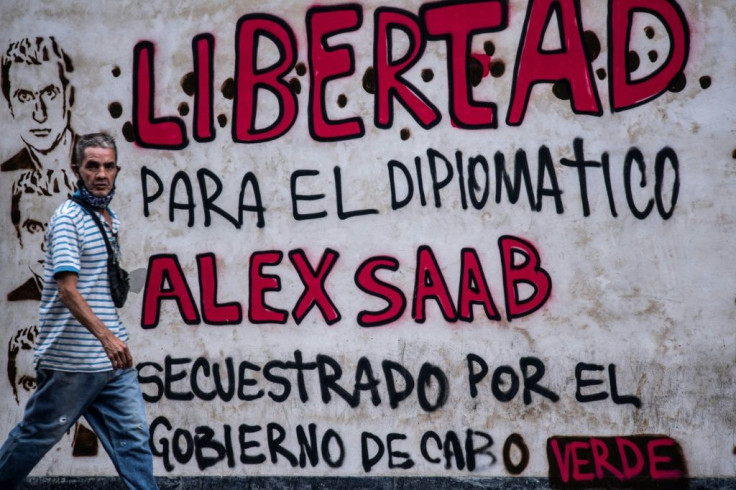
6, 324, 99, 456
1, 36, 75, 171
7, 325, 37, 406
8, 169, 75, 301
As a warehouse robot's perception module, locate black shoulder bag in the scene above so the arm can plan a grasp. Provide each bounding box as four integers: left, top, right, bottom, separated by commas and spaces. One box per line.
72, 197, 130, 308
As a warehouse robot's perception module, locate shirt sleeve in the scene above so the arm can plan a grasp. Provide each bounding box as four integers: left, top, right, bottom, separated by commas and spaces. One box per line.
48, 211, 81, 276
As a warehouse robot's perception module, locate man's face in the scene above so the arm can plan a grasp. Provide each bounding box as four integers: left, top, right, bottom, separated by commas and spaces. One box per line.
7, 61, 69, 153
76, 147, 118, 197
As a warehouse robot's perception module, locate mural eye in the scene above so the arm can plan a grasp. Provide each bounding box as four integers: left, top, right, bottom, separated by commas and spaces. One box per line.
18, 375, 36, 391
23, 220, 46, 234
41, 86, 58, 100
16, 92, 33, 103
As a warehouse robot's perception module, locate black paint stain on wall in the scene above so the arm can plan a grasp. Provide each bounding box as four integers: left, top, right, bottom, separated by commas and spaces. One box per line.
596, 68, 607, 80
337, 94, 347, 108
648, 50, 658, 62
363, 67, 376, 94
289, 77, 301, 94
421, 69, 434, 82
72, 425, 99, 457
699, 76, 711, 89
217, 114, 227, 128
63, 53, 74, 73
484, 40, 495, 57
627, 51, 640, 73
178, 102, 189, 116
490, 61, 505, 78
645, 26, 655, 39
669, 72, 686, 92
221, 78, 235, 100
122, 122, 134, 142
468, 57, 484, 87
552, 81, 571, 101
108, 102, 122, 119
400, 128, 410, 141
296, 62, 307, 76
181, 72, 195, 96
112, 66, 121, 77
583, 31, 600, 62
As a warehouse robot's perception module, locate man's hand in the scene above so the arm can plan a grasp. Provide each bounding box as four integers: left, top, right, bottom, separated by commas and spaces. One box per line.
100, 332, 133, 369
56, 271, 133, 369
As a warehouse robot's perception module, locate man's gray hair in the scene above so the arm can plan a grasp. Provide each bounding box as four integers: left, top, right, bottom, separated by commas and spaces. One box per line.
74, 133, 117, 167
1, 36, 73, 104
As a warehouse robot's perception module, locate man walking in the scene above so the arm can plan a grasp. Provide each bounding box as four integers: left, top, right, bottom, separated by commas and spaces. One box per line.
0, 133, 158, 489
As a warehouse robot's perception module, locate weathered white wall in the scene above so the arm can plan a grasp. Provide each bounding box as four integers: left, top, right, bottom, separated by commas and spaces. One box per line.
0, 0, 734, 484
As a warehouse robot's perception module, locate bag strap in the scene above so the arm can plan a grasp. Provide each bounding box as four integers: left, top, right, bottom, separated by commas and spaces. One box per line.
71, 196, 115, 258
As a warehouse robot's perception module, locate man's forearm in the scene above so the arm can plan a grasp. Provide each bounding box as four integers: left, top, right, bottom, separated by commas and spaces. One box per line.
57, 281, 114, 341
56, 272, 132, 368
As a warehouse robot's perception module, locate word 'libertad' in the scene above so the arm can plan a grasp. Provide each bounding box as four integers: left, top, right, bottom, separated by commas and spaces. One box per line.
131, 0, 689, 148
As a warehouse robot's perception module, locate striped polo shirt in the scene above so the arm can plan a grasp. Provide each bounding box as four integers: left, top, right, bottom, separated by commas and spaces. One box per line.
35, 199, 129, 372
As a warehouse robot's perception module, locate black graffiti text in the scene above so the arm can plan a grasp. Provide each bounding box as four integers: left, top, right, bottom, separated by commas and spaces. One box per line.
141, 166, 265, 228
138, 351, 450, 412
389, 139, 679, 220
150, 417, 345, 472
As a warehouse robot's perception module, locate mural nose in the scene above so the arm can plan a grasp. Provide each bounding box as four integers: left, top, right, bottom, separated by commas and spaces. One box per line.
32, 98, 48, 123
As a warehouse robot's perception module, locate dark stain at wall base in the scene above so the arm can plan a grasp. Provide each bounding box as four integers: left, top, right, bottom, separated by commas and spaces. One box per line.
71, 424, 98, 457
18, 476, 736, 490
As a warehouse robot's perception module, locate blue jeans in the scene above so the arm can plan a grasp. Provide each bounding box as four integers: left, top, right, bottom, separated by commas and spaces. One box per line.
0, 368, 158, 489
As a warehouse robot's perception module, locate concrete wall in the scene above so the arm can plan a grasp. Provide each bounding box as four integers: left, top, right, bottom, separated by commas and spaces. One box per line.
0, 0, 734, 486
